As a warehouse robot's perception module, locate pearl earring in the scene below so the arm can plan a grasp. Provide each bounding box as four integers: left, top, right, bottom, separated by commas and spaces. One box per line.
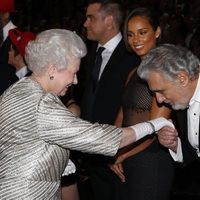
50, 76, 54, 80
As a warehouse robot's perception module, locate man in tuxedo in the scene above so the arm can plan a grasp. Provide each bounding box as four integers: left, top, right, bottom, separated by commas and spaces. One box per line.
80, 0, 139, 199
0, 0, 18, 95
137, 43, 200, 165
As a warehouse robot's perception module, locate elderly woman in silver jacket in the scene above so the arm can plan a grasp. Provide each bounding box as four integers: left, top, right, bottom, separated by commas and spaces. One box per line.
0, 29, 174, 199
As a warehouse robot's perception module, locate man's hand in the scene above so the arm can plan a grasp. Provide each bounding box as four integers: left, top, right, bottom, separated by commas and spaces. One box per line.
157, 126, 178, 152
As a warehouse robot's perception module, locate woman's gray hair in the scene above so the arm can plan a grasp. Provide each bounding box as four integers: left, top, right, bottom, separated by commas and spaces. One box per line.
137, 43, 200, 81
25, 29, 87, 75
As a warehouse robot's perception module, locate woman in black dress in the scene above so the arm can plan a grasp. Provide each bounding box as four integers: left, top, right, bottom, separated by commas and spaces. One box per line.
110, 7, 174, 200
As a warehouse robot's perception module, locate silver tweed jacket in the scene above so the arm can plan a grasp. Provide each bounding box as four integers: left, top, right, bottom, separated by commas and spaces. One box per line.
0, 77, 122, 200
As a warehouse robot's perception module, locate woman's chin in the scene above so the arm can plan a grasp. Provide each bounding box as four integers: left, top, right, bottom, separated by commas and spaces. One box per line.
59, 88, 68, 96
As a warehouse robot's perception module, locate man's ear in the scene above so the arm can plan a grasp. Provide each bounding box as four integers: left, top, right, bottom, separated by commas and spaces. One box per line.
177, 71, 189, 87
105, 15, 114, 30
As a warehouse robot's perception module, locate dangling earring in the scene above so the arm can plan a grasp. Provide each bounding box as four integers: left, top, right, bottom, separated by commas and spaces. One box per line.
50, 75, 54, 80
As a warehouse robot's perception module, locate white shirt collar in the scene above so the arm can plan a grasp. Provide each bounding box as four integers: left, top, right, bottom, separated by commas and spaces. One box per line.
189, 73, 200, 106
97, 32, 122, 52
3, 21, 16, 41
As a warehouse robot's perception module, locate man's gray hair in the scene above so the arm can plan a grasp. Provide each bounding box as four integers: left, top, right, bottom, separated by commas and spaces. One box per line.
137, 44, 200, 81
25, 29, 87, 75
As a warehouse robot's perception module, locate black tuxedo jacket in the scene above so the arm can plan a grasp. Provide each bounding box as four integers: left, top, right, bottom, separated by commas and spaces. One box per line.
80, 39, 140, 125
174, 109, 200, 166
0, 37, 18, 95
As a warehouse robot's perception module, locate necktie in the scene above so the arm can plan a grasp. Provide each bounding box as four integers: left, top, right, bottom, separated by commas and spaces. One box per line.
92, 47, 105, 89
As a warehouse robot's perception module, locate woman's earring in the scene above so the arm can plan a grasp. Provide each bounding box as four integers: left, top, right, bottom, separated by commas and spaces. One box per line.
50, 76, 54, 80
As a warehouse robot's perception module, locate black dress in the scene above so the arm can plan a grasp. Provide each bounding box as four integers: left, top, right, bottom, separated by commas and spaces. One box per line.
116, 72, 174, 200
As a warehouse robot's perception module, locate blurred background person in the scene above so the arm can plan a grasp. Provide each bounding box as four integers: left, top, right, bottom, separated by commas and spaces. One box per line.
189, 25, 200, 59
8, 28, 36, 78
0, 0, 18, 95
61, 157, 79, 200
60, 86, 81, 200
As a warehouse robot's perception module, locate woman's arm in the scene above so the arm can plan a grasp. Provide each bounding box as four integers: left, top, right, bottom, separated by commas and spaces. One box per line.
114, 107, 123, 128
66, 98, 81, 117
110, 96, 172, 181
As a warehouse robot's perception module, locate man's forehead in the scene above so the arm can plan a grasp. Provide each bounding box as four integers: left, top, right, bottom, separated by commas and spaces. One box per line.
148, 70, 164, 81
147, 71, 168, 90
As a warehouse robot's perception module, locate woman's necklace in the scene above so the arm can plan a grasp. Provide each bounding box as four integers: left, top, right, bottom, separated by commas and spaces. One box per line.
29, 75, 48, 92
30, 75, 40, 85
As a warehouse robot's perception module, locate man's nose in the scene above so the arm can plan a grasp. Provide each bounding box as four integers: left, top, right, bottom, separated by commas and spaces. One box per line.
155, 93, 166, 103
84, 18, 89, 28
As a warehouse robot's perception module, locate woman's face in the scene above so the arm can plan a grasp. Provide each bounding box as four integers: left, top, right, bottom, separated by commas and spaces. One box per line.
127, 16, 160, 58
51, 59, 80, 96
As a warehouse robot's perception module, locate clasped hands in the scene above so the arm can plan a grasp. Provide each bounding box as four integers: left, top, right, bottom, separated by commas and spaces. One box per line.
110, 118, 178, 182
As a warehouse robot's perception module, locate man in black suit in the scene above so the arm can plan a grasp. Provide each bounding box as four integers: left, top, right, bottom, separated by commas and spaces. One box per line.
80, 0, 139, 199
137, 44, 200, 165
0, 0, 18, 95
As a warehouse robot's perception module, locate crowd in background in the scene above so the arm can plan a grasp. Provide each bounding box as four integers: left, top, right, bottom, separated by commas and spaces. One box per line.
12, 0, 200, 105
13, 0, 200, 58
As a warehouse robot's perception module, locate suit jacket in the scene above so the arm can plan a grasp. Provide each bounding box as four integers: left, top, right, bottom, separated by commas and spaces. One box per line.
0, 77, 122, 199
81, 39, 140, 125
0, 37, 18, 95
174, 109, 200, 166
80, 39, 139, 165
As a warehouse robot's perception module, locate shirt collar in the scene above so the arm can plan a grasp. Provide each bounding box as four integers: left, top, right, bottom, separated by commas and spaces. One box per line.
97, 32, 122, 52
189, 73, 200, 106
3, 21, 16, 41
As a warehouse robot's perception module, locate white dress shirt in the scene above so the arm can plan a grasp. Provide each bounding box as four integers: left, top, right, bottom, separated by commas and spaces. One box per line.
3, 21, 16, 41
16, 66, 29, 79
170, 74, 200, 162
97, 32, 122, 79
